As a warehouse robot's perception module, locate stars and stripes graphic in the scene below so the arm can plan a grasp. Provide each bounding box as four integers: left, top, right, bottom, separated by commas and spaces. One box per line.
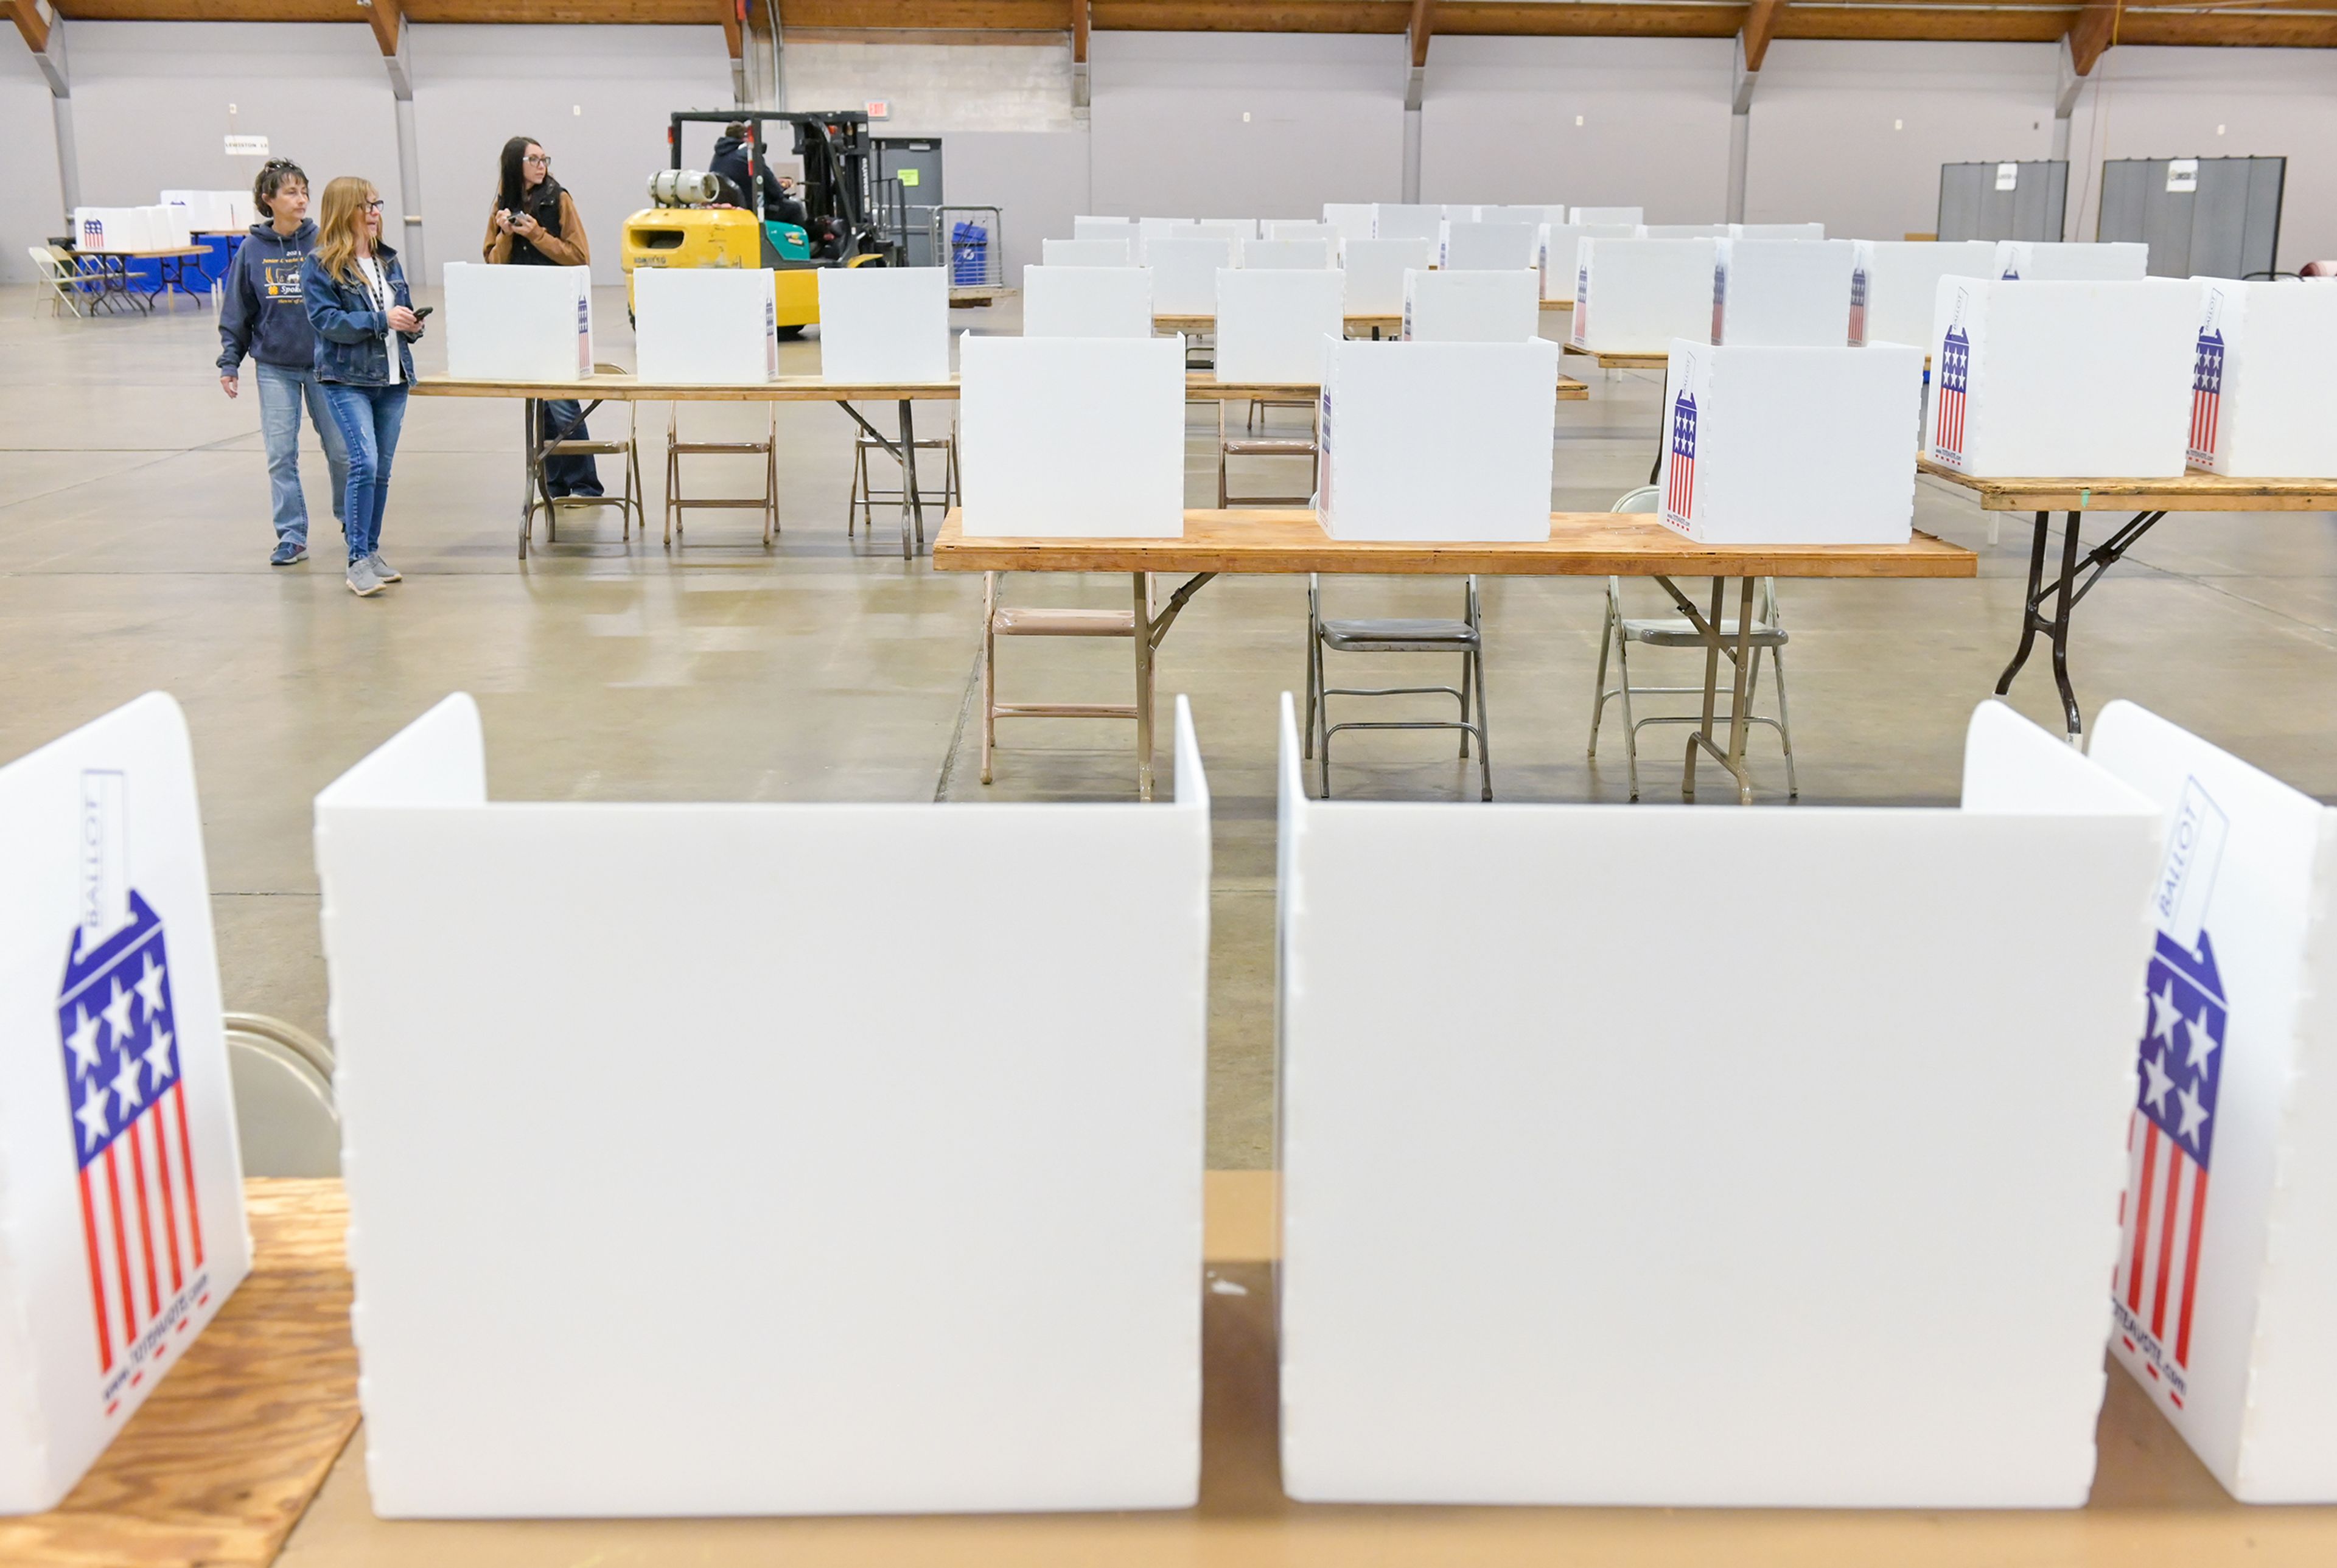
1935, 324, 1970, 464
1848, 265, 1867, 345
1570, 262, 1588, 344
81, 217, 105, 248
2113, 929, 2225, 1409
2188, 326, 2224, 467
55, 890, 209, 1409
1663, 388, 1697, 529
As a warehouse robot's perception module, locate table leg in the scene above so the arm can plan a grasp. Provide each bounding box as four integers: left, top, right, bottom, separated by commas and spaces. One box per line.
1682, 577, 1725, 804
518, 397, 538, 560
1671, 576, 1761, 805
898, 399, 922, 562
1720, 577, 1758, 804
2047, 510, 2084, 743
1133, 573, 1156, 801
1994, 510, 2052, 698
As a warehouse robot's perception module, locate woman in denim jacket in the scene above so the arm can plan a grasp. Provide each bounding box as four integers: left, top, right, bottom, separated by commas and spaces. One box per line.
301, 176, 424, 598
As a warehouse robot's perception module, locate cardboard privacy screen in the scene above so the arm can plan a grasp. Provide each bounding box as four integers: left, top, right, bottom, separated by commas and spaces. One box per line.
1851, 240, 1997, 348
816, 267, 951, 382
315, 694, 1212, 1517
1215, 269, 1344, 383
0, 695, 251, 1513
1276, 695, 2164, 1506
1341, 238, 1432, 316
632, 268, 778, 384
1570, 239, 1717, 353
2087, 702, 2337, 1502
444, 263, 595, 383
1996, 241, 2149, 281
2184, 279, 2337, 478
1021, 265, 1153, 338
959, 334, 1187, 537
1318, 339, 1559, 542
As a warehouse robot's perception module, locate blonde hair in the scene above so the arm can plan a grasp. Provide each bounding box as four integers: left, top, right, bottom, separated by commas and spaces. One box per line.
313, 176, 380, 286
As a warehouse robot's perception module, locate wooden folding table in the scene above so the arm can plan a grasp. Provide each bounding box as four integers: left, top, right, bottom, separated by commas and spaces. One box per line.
1918, 463, 2337, 740
934, 509, 1975, 803
411, 374, 962, 560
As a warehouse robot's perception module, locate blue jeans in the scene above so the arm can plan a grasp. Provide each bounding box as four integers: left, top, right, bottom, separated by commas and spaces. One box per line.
321, 382, 410, 566
540, 400, 603, 497
255, 363, 349, 549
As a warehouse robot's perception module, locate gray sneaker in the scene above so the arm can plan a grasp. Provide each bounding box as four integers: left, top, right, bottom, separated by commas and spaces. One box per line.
367, 551, 400, 582
346, 557, 384, 597
269, 539, 307, 566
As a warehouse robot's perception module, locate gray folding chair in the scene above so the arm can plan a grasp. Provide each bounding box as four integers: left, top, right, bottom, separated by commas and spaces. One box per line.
222, 1012, 339, 1178
1305, 573, 1490, 800
1588, 484, 1797, 801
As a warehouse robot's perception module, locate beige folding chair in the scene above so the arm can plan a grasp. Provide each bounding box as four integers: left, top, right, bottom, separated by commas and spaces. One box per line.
29, 246, 85, 319
1587, 484, 1797, 801
665, 404, 780, 548
1305, 574, 1491, 800
980, 573, 1156, 787
222, 1012, 339, 1179
1216, 399, 1318, 507
528, 364, 643, 547
848, 427, 957, 540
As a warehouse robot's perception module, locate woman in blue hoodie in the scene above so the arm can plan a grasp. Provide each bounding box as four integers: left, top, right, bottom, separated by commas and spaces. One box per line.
302, 176, 424, 599
217, 158, 349, 566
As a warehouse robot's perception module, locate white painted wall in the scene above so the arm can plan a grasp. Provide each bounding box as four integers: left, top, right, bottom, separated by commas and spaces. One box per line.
1089, 32, 1407, 219
408, 24, 733, 284
2064, 46, 2337, 269
61, 21, 398, 222
1, 47, 64, 282
1420, 37, 1734, 220
1744, 41, 2058, 242
780, 40, 1077, 133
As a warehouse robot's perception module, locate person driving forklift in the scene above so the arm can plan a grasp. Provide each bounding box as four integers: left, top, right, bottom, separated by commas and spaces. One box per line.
710, 123, 808, 228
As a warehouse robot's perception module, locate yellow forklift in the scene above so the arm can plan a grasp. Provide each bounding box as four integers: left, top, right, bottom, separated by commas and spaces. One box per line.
620, 110, 896, 335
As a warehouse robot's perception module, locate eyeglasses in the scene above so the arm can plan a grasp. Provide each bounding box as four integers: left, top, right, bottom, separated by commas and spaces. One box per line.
365, 199, 385, 211
523, 153, 550, 166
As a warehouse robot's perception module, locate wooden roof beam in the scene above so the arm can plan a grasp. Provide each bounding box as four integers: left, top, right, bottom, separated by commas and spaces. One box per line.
1740, 0, 1782, 72
363, 0, 400, 57
12, 0, 52, 53
1073, 0, 1089, 62
1408, 0, 1432, 69
719, 0, 741, 58
2067, 1, 2119, 76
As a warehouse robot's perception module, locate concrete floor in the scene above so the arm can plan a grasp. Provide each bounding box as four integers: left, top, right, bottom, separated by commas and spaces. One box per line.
6, 284, 2336, 1168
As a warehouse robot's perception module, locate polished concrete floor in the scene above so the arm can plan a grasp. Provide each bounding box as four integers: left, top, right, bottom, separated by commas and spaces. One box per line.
7, 285, 2335, 1167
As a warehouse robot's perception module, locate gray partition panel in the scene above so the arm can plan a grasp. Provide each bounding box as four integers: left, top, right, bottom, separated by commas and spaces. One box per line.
2097, 156, 2285, 278
1938, 162, 2069, 243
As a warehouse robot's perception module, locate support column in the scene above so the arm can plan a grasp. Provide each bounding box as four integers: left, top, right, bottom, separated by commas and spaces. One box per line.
1726, 38, 1756, 224
17, 4, 78, 219
2050, 38, 2083, 180
1402, 66, 1424, 204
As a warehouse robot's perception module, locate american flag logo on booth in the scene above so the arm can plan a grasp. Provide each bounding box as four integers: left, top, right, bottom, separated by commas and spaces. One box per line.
1848, 265, 1867, 344
1663, 388, 1697, 529
1935, 323, 1971, 465
2188, 326, 2224, 467
82, 217, 103, 248
55, 890, 211, 1413
2114, 928, 2225, 1409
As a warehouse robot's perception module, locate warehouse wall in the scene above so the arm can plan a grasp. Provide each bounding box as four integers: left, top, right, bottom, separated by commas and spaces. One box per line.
1, 49, 63, 281
945, 131, 1090, 279
1419, 36, 1734, 220
1744, 41, 2058, 242
780, 38, 1077, 133
1088, 32, 1408, 220
408, 24, 733, 285
2064, 47, 2337, 270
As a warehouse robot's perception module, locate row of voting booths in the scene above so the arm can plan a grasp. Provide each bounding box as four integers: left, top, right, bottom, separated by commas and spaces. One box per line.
4, 686, 2333, 1513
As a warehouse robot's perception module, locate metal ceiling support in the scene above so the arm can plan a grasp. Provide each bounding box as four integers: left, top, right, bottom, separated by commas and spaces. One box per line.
1402, 65, 1424, 203
1072, 1, 1091, 112
2050, 35, 2084, 166
1726, 35, 1756, 224
19, 6, 82, 220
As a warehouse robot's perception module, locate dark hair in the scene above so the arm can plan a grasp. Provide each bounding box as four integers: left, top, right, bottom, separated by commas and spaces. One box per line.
497, 136, 543, 214
253, 158, 307, 220
724, 121, 750, 142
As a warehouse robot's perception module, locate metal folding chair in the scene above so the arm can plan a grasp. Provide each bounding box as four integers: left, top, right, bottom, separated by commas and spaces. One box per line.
1305, 573, 1491, 800
666, 404, 780, 548
527, 365, 644, 549
29, 246, 85, 318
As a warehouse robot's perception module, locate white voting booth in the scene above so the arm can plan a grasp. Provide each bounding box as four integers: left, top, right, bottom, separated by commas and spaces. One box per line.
1317, 339, 1559, 542
2185, 279, 2337, 478
1021, 265, 1153, 338
1198, 219, 1259, 241
959, 335, 1186, 538
73, 207, 166, 253
1712, 239, 1857, 346
1852, 240, 1997, 347
1266, 221, 1339, 245
816, 268, 950, 382
1733, 221, 1825, 240
1402, 269, 1539, 343
1573, 206, 1643, 225
1997, 241, 2149, 280
443, 263, 594, 383
0, 695, 252, 1513
1371, 204, 1442, 243
1643, 223, 1730, 239
1072, 215, 1136, 244
632, 269, 777, 384
1216, 270, 1343, 382
1136, 218, 1195, 262
1656, 342, 1923, 544
1321, 204, 1375, 246
1148, 238, 1234, 315
1275, 695, 2165, 1507
2087, 702, 2337, 1504
1570, 239, 1717, 352
1341, 238, 1432, 316
1043, 237, 1133, 267
1479, 204, 1562, 229
1439, 221, 1537, 271
1242, 239, 1332, 270
314, 693, 1212, 1517
1926, 279, 2196, 476
161, 190, 253, 232
1537, 223, 1634, 302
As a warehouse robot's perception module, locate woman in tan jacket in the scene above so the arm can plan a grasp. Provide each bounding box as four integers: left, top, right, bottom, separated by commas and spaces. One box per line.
484, 135, 599, 497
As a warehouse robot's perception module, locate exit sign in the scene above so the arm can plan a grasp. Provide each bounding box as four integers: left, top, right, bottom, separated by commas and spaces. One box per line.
865, 100, 890, 120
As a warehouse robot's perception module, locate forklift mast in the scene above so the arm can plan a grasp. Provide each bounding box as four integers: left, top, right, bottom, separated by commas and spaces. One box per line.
664, 109, 897, 264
